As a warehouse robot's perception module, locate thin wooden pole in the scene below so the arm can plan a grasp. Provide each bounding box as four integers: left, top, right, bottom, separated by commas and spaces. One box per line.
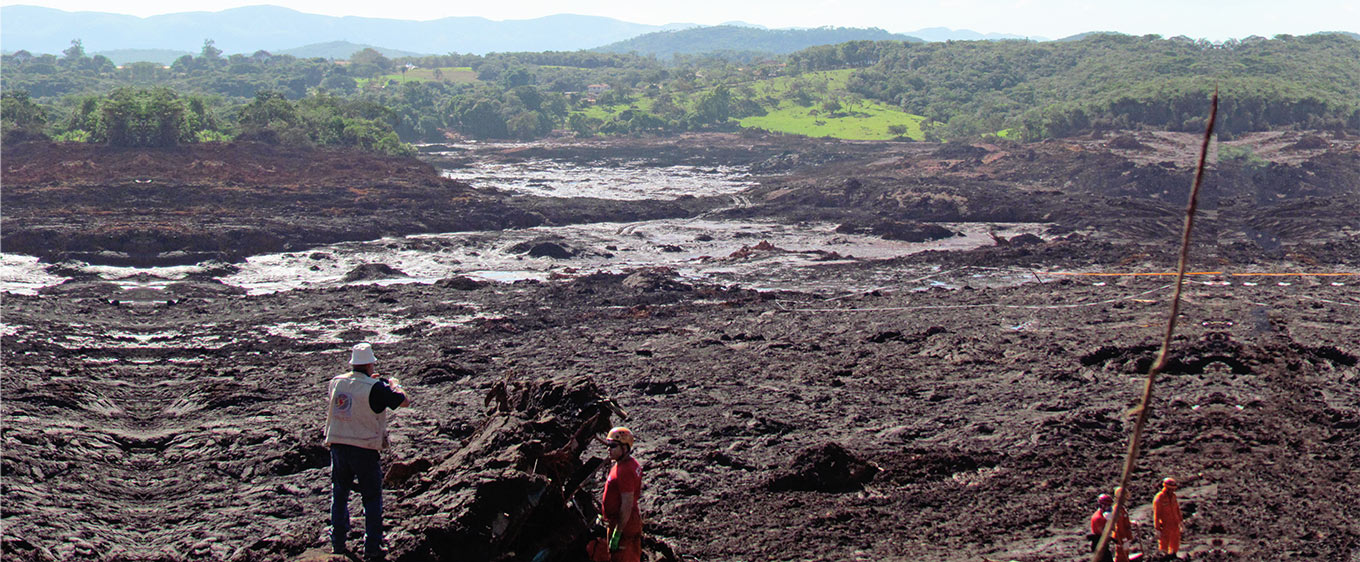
1091, 89, 1218, 562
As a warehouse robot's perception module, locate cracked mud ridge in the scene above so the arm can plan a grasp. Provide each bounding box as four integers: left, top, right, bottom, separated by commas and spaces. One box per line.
2, 131, 1359, 561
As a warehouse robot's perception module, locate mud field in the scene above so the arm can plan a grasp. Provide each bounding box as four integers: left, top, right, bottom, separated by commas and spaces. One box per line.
2, 131, 1359, 562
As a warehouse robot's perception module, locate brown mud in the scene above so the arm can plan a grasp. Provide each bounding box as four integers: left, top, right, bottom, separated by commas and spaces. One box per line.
3, 131, 1359, 561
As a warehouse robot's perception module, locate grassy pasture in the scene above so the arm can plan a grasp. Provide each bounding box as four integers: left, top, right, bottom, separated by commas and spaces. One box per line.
359, 67, 478, 87
564, 69, 928, 140
740, 69, 927, 140
739, 101, 926, 141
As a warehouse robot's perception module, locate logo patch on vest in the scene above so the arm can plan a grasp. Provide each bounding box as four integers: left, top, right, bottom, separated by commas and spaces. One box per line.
333, 392, 354, 420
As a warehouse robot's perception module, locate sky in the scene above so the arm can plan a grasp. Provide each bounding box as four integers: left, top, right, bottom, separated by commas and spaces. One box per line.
3, 0, 1357, 41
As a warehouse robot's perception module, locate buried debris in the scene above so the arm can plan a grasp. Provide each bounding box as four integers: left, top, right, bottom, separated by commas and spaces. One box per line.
764, 442, 880, 493
835, 220, 956, 242
621, 267, 692, 292
341, 263, 410, 282
381, 375, 676, 562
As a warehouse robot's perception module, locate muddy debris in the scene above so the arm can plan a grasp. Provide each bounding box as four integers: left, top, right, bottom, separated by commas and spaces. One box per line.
507, 237, 579, 259
765, 442, 880, 493
341, 263, 410, 282
2, 131, 1359, 562
435, 275, 491, 291
1107, 134, 1151, 150
385, 375, 676, 562
835, 219, 957, 242
621, 268, 691, 292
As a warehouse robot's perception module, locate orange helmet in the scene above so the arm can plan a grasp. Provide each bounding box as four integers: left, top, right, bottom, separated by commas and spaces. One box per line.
1163, 477, 1178, 489
606, 427, 635, 448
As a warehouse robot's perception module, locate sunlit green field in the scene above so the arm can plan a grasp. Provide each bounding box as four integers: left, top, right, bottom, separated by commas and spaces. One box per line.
360, 67, 478, 87
564, 68, 928, 140
739, 101, 926, 140
740, 69, 926, 140
579, 98, 655, 121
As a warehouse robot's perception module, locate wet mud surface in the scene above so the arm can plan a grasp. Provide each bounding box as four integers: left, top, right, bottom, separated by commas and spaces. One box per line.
3, 131, 1359, 561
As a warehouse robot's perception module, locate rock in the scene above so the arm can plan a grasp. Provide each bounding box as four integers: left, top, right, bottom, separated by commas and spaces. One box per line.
507, 237, 577, 259
1286, 135, 1329, 150
383, 458, 433, 488
341, 263, 409, 282
1008, 233, 1045, 246
1107, 135, 1149, 150
436, 275, 489, 290
835, 220, 955, 242
765, 442, 880, 493
621, 268, 692, 292
932, 142, 989, 159
632, 380, 680, 395
528, 242, 574, 259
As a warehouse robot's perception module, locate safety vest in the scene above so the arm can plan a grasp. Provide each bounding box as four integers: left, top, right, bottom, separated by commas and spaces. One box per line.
323, 372, 388, 450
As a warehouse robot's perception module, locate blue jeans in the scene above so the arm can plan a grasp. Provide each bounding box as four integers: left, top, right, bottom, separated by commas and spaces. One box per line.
330, 444, 384, 556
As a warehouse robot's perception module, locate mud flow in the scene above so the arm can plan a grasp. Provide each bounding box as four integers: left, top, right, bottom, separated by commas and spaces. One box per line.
2, 132, 1358, 562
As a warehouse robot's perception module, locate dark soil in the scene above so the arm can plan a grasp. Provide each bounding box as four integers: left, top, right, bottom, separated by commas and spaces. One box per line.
2, 131, 1359, 562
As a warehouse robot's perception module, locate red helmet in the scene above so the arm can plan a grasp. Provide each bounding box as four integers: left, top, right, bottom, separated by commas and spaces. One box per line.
1097, 494, 1113, 505
1163, 477, 1178, 489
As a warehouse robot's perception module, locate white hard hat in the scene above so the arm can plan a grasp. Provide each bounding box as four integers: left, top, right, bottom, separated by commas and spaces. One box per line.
349, 343, 376, 365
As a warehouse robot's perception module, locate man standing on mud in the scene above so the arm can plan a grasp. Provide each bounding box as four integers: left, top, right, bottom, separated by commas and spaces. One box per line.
1153, 478, 1183, 559
1111, 487, 1134, 562
602, 427, 643, 562
325, 343, 409, 560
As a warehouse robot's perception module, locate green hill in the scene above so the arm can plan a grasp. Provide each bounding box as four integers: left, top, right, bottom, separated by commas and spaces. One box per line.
276, 41, 426, 60
95, 49, 192, 66
596, 25, 923, 58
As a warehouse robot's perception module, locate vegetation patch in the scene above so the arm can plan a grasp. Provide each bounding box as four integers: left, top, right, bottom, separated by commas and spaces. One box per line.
739, 100, 925, 140
360, 67, 479, 88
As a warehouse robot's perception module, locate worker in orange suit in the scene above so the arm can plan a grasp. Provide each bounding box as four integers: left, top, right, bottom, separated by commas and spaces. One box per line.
1111, 486, 1134, 562
1153, 477, 1183, 557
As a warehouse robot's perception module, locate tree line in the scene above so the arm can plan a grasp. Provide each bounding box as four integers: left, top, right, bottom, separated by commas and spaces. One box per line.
4, 33, 1358, 147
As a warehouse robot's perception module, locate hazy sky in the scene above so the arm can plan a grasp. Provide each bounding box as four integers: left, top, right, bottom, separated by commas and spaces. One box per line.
4, 0, 1357, 40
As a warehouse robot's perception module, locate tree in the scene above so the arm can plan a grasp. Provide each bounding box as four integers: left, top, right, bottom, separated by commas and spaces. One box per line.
61, 39, 87, 66
320, 74, 358, 94
692, 85, 733, 125
237, 90, 299, 142
200, 39, 223, 61
1, 92, 49, 144
350, 48, 392, 77
94, 88, 191, 147
457, 99, 508, 138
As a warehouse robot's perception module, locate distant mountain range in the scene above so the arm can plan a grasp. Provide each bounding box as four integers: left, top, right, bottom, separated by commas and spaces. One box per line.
0, 5, 692, 56
902, 27, 1037, 41
275, 42, 426, 60
87, 42, 425, 66
1, 4, 1044, 62
596, 26, 925, 58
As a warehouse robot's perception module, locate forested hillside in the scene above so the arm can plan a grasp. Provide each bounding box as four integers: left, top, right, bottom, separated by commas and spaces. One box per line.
3, 33, 1358, 147
823, 32, 1360, 138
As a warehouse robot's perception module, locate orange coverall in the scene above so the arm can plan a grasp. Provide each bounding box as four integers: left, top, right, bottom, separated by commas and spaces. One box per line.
1112, 504, 1133, 562
1153, 487, 1182, 554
